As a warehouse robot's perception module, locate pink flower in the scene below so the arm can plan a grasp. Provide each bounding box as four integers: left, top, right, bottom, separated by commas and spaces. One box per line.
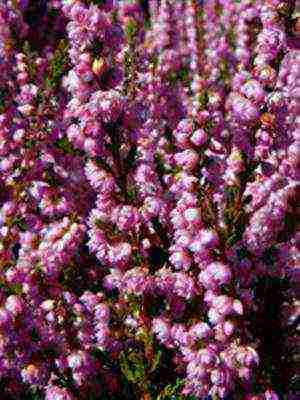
238, 366, 251, 381
174, 149, 199, 171
143, 197, 162, 217
264, 390, 280, 400
173, 272, 196, 299
94, 323, 110, 349
207, 262, 232, 286
122, 267, 151, 295
208, 307, 224, 325
187, 360, 207, 379
5, 295, 24, 316
223, 320, 235, 337
227, 92, 259, 122
152, 317, 171, 343
175, 230, 193, 248
170, 324, 192, 347
45, 385, 74, 400
241, 79, 265, 103
107, 242, 132, 267
210, 368, 226, 385
198, 348, 217, 367
113, 205, 141, 232
184, 207, 201, 225
169, 249, 192, 270
199, 229, 219, 249
94, 303, 110, 323
0, 307, 11, 327
189, 322, 211, 340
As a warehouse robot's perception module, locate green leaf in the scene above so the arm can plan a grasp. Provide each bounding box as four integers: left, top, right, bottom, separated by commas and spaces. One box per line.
107, 141, 120, 155
224, 208, 233, 226
203, 119, 215, 133
144, 18, 151, 30
158, 378, 186, 399
150, 350, 162, 372
120, 350, 147, 384
170, 166, 182, 176
23, 385, 43, 400
30, 328, 40, 342
8, 283, 23, 295
48, 8, 59, 19
227, 232, 241, 247
196, 8, 204, 19
150, 54, 159, 69
167, 67, 191, 88
22, 41, 38, 78
222, 183, 249, 248
124, 50, 132, 72
46, 39, 69, 89
24, 138, 37, 149
167, 72, 177, 84
178, 66, 189, 82
0, 87, 9, 112
226, 28, 236, 49
130, 299, 141, 315
215, 2, 223, 16
132, 249, 144, 266
87, 0, 105, 5
125, 144, 138, 169
54, 136, 77, 155
236, 246, 250, 261
219, 60, 231, 83
22, 40, 32, 57
261, 245, 279, 267
137, 328, 155, 349
126, 187, 138, 203
12, 216, 27, 231
154, 153, 167, 176
151, 217, 162, 234
35, 89, 44, 105
125, 20, 138, 42
225, 185, 239, 203
239, 159, 258, 186
90, 38, 104, 58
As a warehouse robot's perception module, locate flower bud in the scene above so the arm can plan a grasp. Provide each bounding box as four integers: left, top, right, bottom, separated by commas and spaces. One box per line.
92, 58, 107, 76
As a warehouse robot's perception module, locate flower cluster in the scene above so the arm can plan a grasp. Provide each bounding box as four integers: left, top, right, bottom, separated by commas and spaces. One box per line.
0, 0, 298, 399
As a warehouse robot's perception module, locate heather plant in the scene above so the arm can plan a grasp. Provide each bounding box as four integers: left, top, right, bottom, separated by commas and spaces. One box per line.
0, 0, 299, 399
